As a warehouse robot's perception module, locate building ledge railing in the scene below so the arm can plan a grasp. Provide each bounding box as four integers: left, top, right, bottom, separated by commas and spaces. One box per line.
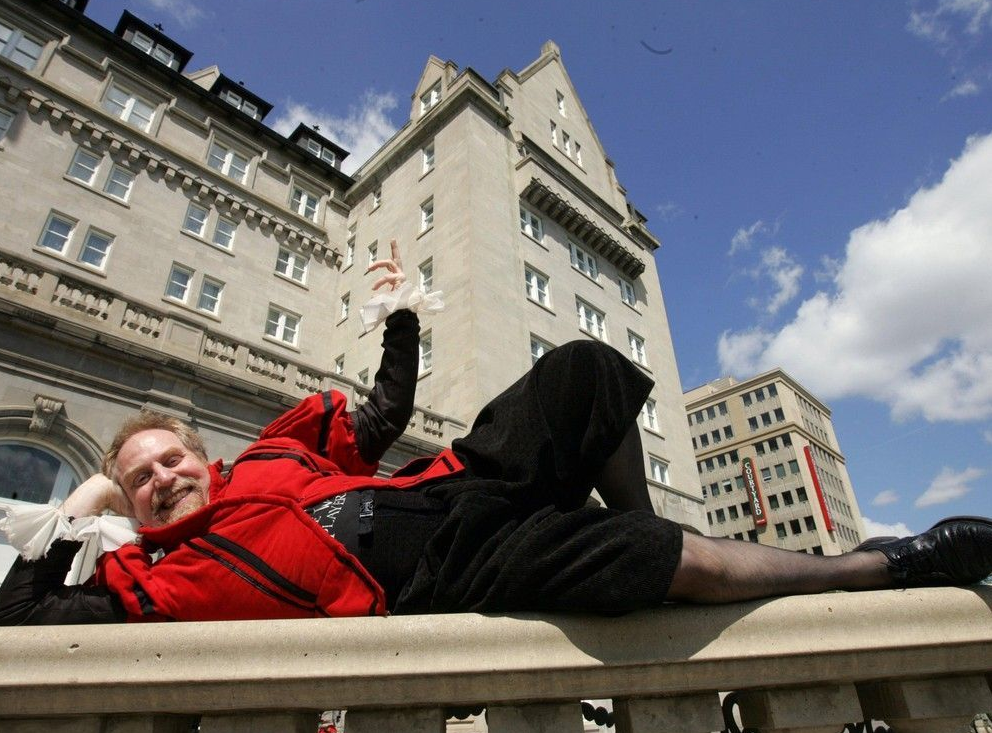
0, 586, 989, 732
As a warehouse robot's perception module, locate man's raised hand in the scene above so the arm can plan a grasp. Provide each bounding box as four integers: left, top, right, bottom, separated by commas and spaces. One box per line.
366, 239, 407, 292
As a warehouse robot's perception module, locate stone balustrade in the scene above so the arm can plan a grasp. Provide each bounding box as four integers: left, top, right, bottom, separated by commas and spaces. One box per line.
0, 586, 988, 732
0, 249, 467, 445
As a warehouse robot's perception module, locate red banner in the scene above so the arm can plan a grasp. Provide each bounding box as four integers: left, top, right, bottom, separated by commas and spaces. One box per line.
804, 445, 835, 532
741, 457, 767, 528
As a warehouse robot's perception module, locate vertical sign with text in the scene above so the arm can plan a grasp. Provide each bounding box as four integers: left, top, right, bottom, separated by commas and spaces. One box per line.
804, 445, 835, 532
741, 457, 767, 528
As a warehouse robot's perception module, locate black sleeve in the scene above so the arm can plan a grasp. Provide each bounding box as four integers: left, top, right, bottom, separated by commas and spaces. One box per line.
351, 309, 421, 464
0, 540, 127, 625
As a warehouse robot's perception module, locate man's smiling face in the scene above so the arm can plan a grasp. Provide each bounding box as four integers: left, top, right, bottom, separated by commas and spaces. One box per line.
115, 429, 211, 527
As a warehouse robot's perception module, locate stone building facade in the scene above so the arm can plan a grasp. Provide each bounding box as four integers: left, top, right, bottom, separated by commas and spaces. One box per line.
0, 0, 704, 575
685, 370, 868, 554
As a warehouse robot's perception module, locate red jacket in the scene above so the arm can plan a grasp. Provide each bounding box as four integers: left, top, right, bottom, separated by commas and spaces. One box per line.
94, 390, 463, 622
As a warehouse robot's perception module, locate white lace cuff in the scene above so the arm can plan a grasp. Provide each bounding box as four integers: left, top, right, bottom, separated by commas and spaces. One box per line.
361, 281, 445, 333
0, 503, 140, 561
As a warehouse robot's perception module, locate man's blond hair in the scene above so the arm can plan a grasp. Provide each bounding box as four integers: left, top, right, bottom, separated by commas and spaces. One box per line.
102, 410, 207, 480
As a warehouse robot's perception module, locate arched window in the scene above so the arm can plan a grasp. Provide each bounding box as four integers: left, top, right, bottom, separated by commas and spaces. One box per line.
0, 441, 81, 505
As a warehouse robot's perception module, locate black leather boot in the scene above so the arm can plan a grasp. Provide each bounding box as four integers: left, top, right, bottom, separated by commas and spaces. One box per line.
854, 516, 992, 587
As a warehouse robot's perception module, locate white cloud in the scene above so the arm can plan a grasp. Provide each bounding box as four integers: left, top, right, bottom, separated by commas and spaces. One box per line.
915, 466, 984, 507
654, 200, 683, 222
718, 131, 992, 423
140, 0, 207, 28
871, 489, 900, 506
757, 247, 804, 315
271, 91, 399, 175
729, 220, 767, 255
946, 78, 981, 98
862, 516, 915, 539
908, 0, 992, 45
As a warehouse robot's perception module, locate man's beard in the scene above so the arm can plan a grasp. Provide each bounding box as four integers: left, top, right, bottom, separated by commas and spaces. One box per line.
152, 476, 207, 526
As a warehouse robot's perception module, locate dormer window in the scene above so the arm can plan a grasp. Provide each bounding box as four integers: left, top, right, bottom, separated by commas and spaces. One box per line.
288, 123, 346, 170
114, 12, 191, 72
128, 30, 175, 67
305, 138, 337, 166
420, 82, 441, 115
220, 88, 259, 120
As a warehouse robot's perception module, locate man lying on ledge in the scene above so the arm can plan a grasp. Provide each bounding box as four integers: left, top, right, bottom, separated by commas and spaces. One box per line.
1, 241, 990, 624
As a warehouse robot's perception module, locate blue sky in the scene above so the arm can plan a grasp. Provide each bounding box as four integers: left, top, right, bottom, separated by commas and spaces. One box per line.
85, 0, 991, 536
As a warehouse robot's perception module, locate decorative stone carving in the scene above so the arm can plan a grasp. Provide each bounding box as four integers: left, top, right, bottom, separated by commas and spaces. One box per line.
29, 395, 64, 434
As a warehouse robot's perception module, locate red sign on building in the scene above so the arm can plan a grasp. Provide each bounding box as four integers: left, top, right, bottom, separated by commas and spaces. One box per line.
741, 457, 767, 528
804, 445, 835, 532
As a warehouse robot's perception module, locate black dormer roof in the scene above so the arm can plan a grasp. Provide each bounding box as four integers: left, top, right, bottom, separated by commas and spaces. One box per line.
209, 73, 274, 121
288, 123, 349, 163
113, 10, 193, 72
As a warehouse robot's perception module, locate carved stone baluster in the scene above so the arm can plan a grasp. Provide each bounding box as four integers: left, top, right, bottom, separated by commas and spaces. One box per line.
198, 711, 318, 733
735, 684, 863, 733
857, 675, 992, 732
346, 707, 445, 733
614, 693, 724, 733
486, 702, 584, 732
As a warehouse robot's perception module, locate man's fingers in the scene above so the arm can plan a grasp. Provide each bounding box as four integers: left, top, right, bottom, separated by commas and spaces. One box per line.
372, 273, 406, 291
366, 259, 398, 275
390, 239, 403, 269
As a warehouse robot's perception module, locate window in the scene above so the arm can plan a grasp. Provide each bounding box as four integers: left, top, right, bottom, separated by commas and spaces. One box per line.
420, 82, 441, 114
525, 266, 550, 307
641, 399, 658, 432
619, 277, 636, 306
628, 331, 646, 365
796, 487, 808, 502
707, 406, 716, 420
519, 206, 543, 242
768, 494, 780, 510
811, 545, 823, 556
291, 186, 319, 222
768, 384, 778, 397
77, 229, 112, 269
0, 21, 43, 70
570, 242, 598, 279
419, 330, 433, 374
345, 227, 356, 268
39, 213, 74, 254
716, 508, 726, 523
219, 89, 259, 120
127, 30, 176, 69
275, 248, 308, 284
743, 394, 752, 407
575, 142, 582, 166
576, 298, 607, 341
0, 107, 14, 139
103, 166, 135, 201
550, 120, 558, 146
775, 523, 787, 539
265, 306, 300, 346
357, 368, 369, 386
724, 426, 734, 439
182, 203, 208, 237
789, 459, 800, 474
67, 149, 100, 185
803, 516, 816, 532
367, 242, 378, 268
735, 476, 745, 490
761, 467, 772, 482
305, 137, 338, 166
422, 142, 435, 174
742, 502, 752, 517
789, 519, 802, 535
756, 388, 766, 402
207, 141, 249, 183
339, 292, 350, 321
196, 278, 223, 314
562, 131, 571, 156
212, 217, 236, 249
165, 264, 193, 301
419, 259, 434, 292
775, 463, 786, 479
774, 407, 785, 422
699, 434, 709, 447
719, 402, 728, 415
334, 355, 345, 375
762, 412, 773, 427
649, 457, 669, 485
712, 430, 721, 444
0, 442, 81, 506
782, 490, 794, 506
710, 483, 719, 497
755, 441, 766, 455
530, 335, 553, 364
556, 90, 566, 116
748, 416, 758, 431
102, 85, 155, 131
371, 188, 382, 209
728, 505, 739, 520
420, 198, 434, 232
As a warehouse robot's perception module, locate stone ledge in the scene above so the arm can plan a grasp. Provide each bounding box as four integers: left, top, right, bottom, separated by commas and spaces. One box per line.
0, 586, 988, 717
